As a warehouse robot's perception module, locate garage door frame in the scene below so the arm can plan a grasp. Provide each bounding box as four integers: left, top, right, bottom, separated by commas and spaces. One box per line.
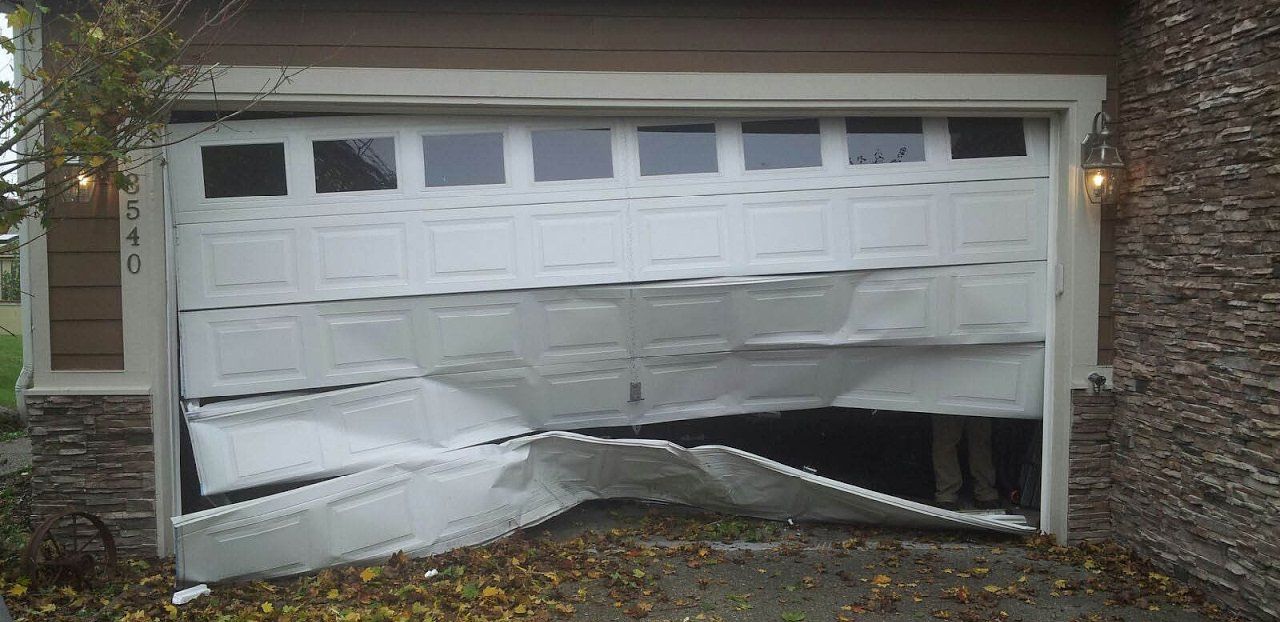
154, 69, 1107, 551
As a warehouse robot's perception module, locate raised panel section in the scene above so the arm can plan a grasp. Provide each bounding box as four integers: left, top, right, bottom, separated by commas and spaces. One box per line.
313, 225, 409, 290
744, 198, 837, 266
848, 276, 935, 338
634, 292, 732, 356
425, 303, 523, 369
210, 317, 307, 384
739, 352, 829, 410
952, 188, 1038, 256
328, 482, 418, 559
950, 269, 1041, 335
337, 392, 428, 455
225, 415, 322, 480
425, 218, 517, 281
740, 285, 839, 345
840, 350, 924, 409
633, 202, 732, 276
638, 356, 733, 422
193, 511, 312, 580
198, 230, 300, 302
848, 195, 937, 260
530, 209, 626, 278
537, 298, 629, 364
320, 310, 419, 374
935, 351, 1039, 415
541, 366, 632, 429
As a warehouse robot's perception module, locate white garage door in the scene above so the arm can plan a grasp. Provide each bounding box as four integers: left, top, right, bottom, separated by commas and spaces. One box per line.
169, 113, 1050, 492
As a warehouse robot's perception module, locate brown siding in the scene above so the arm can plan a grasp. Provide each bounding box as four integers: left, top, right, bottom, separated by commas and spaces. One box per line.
45, 170, 124, 370
192, 1, 1119, 79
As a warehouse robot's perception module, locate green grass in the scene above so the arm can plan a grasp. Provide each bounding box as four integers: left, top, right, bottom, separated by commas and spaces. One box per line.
0, 335, 21, 411
0, 470, 29, 565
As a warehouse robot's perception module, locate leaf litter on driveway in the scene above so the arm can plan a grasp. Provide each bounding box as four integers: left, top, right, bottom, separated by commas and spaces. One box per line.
0, 497, 1245, 621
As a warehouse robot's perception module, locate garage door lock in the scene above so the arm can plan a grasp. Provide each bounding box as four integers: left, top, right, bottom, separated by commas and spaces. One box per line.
629, 381, 644, 402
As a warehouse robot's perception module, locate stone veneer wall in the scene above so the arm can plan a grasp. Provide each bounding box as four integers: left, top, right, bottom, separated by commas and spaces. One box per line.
1067, 389, 1115, 543
26, 395, 157, 555
1112, 0, 1278, 619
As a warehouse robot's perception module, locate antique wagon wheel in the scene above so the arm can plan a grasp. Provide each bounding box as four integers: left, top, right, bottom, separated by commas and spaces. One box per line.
21, 510, 117, 589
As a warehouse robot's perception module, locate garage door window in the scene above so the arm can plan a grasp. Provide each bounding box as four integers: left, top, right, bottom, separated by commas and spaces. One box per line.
532, 127, 614, 182
201, 143, 287, 198
313, 137, 398, 193
637, 123, 718, 176
948, 117, 1027, 159
423, 132, 506, 187
846, 117, 926, 165
742, 118, 822, 171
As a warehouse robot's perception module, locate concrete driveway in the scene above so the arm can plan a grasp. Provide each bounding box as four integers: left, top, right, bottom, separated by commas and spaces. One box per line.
532, 502, 1237, 622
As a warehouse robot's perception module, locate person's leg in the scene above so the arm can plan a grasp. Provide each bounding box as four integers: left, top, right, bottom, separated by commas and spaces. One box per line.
931, 415, 965, 504
965, 416, 999, 503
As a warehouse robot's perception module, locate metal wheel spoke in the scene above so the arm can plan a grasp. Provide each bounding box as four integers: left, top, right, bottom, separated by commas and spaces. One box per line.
22, 511, 116, 589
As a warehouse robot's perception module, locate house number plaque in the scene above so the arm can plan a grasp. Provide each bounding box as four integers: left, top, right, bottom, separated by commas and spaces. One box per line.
124, 187, 141, 275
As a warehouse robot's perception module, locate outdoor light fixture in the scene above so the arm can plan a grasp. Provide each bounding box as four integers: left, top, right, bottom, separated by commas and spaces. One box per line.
64, 158, 96, 203
1081, 111, 1124, 205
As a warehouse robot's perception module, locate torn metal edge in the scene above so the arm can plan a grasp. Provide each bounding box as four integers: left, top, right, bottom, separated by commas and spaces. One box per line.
173, 431, 1032, 584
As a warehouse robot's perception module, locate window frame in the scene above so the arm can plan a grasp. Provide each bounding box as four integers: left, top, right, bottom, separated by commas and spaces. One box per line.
841, 115, 932, 170
629, 119, 725, 182
738, 117, 827, 174
526, 119, 624, 187
420, 128, 513, 191
197, 137, 294, 203
944, 116, 1034, 163
299, 130, 406, 201
309, 134, 402, 195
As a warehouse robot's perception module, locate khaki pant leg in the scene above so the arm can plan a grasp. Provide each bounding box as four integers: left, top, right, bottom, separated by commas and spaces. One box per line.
966, 417, 999, 502
931, 415, 965, 502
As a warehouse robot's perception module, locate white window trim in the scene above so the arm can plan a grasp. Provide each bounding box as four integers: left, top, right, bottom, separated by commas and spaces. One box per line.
106, 67, 1107, 554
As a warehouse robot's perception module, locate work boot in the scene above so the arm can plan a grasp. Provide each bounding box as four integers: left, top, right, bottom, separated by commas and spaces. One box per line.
935, 500, 961, 511
974, 498, 1003, 511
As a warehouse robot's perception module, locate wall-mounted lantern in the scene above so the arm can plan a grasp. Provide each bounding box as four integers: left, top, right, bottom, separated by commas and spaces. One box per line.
1081, 111, 1124, 205
63, 158, 97, 203
73, 170, 95, 202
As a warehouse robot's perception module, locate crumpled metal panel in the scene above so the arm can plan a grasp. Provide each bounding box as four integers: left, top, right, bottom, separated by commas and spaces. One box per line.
173, 431, 1031, 583
186, 344, 1045, 494
178, 262, 1046, 398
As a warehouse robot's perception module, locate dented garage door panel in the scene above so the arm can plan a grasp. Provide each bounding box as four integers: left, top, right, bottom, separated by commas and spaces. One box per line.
179, 262, 1046, 398
173, 432, 1032, 583
186, 343, 1045, 494
169, 114, 1054, 581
